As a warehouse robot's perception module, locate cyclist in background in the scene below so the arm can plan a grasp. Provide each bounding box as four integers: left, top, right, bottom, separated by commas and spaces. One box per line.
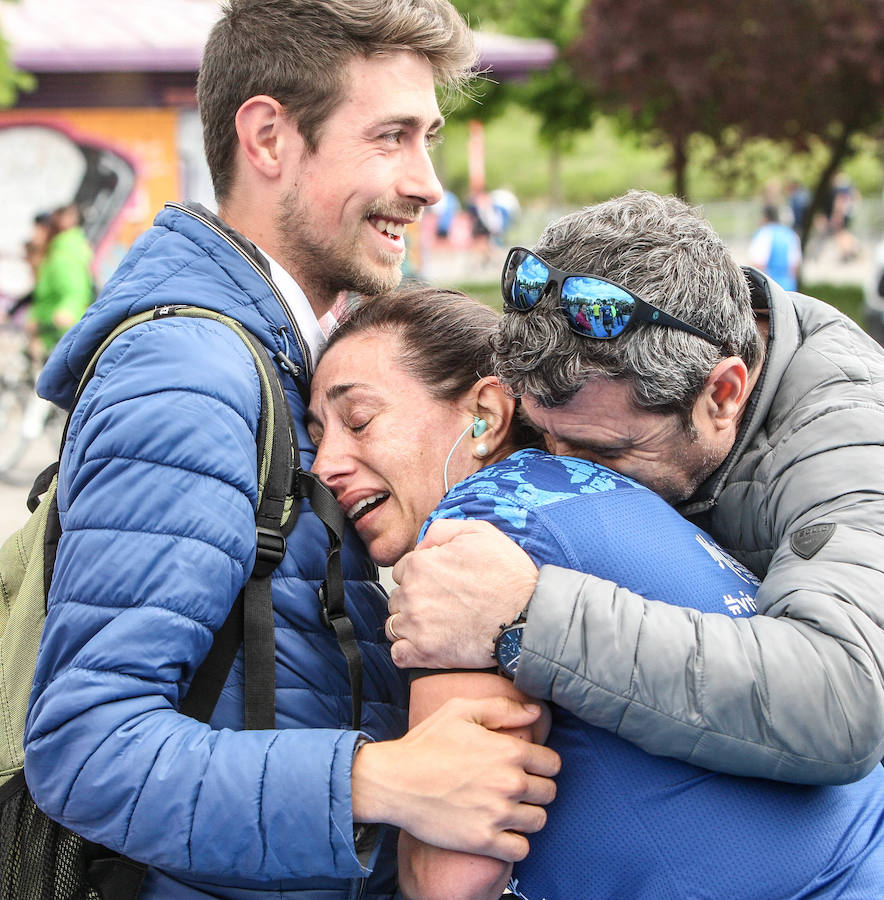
27, 203, 94, 362
0, 205, 94, 478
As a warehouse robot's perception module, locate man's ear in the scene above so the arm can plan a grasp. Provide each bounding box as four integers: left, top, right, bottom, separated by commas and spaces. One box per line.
468, 377, 517, 459
234, 95, 302, 181
694, 356, 751, 434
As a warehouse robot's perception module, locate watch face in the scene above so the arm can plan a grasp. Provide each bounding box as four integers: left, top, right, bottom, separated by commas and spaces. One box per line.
495, 624, 523, 677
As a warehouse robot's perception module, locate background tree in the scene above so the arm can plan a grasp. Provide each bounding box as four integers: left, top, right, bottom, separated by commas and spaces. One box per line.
573, 0, 884, 241
0, 1, 34, 108
451, 0, 594, 204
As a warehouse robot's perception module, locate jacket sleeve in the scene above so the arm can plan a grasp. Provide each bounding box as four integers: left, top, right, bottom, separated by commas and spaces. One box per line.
516, 461, 884, 786
24, 318, 371, 881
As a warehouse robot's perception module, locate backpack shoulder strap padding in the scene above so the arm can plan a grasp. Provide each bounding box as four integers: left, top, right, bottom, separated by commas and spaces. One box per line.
0, 469, 59, 784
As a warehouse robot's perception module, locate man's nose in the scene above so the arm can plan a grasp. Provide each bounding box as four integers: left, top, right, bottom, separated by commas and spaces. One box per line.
400, 142, 443, 208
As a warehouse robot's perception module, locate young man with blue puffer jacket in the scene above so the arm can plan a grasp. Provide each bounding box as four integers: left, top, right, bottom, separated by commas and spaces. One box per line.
23, 3, 560, 897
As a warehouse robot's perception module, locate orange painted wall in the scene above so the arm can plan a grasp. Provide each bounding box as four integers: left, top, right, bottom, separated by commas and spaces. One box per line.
0, 107, 181, 288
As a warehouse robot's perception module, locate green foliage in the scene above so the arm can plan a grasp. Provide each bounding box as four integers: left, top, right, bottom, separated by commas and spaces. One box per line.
453, 0, 585, 41
448, 0, 596, 148
571, 0, 884, 212
0, 4, 35, 108
518, 60, 595, 147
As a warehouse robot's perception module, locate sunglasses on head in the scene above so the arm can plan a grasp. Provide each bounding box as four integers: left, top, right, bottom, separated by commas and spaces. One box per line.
501, 247, 719, 347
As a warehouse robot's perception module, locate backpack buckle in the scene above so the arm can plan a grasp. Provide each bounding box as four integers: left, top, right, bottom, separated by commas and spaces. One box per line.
253, 526, 286, 577
152, 304, 184, 319
317, 581, 344, 629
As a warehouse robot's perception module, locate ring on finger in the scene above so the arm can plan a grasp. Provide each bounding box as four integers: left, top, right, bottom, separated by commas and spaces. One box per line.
387, 612, 402, 641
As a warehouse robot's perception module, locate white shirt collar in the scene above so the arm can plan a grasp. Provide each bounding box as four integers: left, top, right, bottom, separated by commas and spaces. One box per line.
258, 249, 327, 365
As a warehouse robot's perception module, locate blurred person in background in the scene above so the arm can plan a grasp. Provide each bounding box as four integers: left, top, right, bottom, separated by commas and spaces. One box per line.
748, 203, 802, 291
824, 172, 861, 263
27, 203, 94, 361
1, 212, 54, 323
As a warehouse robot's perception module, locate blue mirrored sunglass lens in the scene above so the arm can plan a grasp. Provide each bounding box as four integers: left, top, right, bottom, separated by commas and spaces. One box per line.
506, 252, 549, 309
562, 277, 635, 339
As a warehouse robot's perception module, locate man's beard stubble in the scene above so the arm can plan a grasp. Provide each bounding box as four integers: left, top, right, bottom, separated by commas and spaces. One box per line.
275, 188, 417, 306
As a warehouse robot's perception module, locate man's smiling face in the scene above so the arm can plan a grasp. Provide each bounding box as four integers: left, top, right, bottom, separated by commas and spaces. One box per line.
276, 50, 444, 306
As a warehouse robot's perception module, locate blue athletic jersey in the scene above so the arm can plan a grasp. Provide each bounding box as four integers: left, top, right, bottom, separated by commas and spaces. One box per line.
421, 449, 884, 900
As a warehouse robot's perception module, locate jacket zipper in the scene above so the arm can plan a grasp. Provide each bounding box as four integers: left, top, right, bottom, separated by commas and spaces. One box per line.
166, 202, 313, 379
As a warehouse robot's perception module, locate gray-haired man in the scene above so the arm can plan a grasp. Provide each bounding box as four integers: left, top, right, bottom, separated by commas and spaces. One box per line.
389, 189, 884, 786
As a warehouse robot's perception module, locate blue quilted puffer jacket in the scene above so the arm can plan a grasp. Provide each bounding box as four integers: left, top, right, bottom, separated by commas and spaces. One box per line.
24, 203, 408, 899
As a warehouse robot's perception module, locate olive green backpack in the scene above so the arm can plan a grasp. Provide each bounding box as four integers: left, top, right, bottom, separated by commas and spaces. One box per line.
0, 305, 358, 899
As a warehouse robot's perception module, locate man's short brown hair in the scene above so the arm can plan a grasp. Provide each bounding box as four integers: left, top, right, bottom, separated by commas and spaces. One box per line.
197, 0, 476, 202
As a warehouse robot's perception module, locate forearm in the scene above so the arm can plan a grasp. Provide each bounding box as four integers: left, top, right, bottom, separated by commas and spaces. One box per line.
520, 563, 884, 784
398, 831, 510, 900
390, 672, 548, 899
351, 688, 557, 865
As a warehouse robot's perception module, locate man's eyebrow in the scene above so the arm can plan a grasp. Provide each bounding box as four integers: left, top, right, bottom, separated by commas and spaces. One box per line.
576, 438, 633, 453
372, 114, 445, 132
556, 431, 633, 453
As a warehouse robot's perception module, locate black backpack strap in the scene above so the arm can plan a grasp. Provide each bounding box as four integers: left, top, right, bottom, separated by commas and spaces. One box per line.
238, 330, 295, 731
26, 461, 62, 610
178, 590, 246, 723
84, 848, 148, 899
27, 461, 58, 513
298, 470, 363, 731
172, 311, 297, 731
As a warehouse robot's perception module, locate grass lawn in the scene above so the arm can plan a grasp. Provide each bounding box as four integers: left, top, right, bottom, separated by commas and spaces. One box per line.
802, 283, 864, 324
453, 281, 506, 312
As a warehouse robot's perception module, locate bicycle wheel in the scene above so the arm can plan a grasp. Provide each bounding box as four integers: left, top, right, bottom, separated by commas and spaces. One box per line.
0, 386, 39, 484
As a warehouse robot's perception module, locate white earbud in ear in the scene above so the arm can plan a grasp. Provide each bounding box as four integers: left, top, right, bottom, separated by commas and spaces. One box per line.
444, 417, 492, 491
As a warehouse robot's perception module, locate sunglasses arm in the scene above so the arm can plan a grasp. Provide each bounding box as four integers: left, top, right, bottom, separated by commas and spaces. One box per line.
634, 302, 719, 346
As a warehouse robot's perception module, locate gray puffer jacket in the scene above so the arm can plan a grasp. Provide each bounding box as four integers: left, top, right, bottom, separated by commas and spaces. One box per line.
517, 269, 884, 785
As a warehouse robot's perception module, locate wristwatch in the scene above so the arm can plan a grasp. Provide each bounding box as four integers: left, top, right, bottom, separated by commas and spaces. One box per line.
493, 610, 528, 680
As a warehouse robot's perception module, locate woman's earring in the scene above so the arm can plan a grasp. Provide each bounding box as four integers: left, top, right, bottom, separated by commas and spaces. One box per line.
475, 442, 489, 458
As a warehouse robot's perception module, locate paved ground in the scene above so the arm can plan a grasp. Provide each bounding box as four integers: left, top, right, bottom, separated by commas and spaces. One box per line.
0, 430, 56, 542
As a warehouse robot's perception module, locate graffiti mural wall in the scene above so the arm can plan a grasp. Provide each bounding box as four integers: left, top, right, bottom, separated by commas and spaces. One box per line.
0, 108, 187, 304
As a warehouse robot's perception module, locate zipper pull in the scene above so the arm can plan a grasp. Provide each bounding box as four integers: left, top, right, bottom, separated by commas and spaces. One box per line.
274, 350, 301, 378
274, 326, 301, 377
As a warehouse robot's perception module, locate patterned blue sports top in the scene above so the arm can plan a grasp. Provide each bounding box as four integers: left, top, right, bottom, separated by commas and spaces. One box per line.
421, 449, 884, 900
